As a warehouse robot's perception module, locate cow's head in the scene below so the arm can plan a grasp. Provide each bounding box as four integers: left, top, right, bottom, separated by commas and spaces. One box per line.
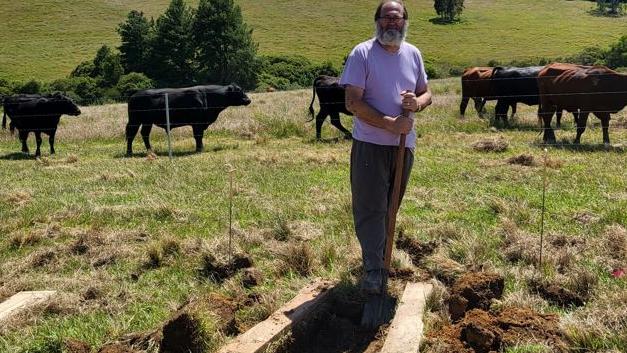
226, 84, 251, 106
51, 92, 81, 116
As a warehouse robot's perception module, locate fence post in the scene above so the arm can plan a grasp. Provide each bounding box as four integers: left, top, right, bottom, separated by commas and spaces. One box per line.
165, 93, 173, 160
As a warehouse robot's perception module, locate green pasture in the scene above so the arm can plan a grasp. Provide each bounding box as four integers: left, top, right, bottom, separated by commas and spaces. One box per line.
1, 0, 626, 81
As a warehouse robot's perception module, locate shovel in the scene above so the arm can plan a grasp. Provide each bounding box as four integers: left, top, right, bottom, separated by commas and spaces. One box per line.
361, 108, 411, 329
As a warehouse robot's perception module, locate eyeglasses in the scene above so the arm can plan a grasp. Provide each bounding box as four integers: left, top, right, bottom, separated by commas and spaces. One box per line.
377, 16, 405, 23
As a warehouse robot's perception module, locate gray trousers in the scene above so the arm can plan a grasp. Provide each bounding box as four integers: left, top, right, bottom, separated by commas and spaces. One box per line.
351, 139, 414, 272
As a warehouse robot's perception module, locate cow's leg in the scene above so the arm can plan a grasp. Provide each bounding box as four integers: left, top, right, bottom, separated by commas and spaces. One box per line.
34, 131, 42, 157
595, 112, 611, 145
556, 110, 563, 129
140, 124, 153, 152
539, 106, 556, 144
475, 98, 488, 118
315, 109, 328, 140
495, 100, 509, 126
19, 130, 29, 153
477, 98, 487, 116
330, 112, 352, 140
125, 121, 140, 156
509, 103, 517, 120
49, 128, 57, 155
574, 111, 588, 144
192, 125, 207, 152
459, 96, 470, 118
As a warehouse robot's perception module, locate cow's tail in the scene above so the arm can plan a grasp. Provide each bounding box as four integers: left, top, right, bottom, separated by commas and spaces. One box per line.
307, 77, 319, 122
2, 110, 6, 130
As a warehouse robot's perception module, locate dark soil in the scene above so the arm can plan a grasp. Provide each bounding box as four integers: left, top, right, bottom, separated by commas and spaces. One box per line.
160, 312, 206, 353
427, 307, 568, 353
531, 281, 585, 307
205, 293, 240, 336
448, 272, 504, 321
64, 339, 91, 353
198, 254, 253, 283
241, 267, 263, 288
395, 232, 437, 266
275, 291, 385, 353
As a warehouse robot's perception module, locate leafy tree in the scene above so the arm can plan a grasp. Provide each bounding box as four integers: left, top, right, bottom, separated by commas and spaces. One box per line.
192, 0, 259, 89
117, 10, 154, 73
596, 0, 626, 15
116, 72, 155, 97
434, 0, 464, 22
18, 80, 42, 94
70, 61, 97, 78
150, 0, 195, 86
605, 35, 627, 68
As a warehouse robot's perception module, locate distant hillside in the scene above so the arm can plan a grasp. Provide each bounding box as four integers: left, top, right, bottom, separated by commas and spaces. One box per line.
1, 0, 626, 81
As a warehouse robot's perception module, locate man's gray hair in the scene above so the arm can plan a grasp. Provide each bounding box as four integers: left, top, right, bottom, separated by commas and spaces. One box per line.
373, 0, 409, 21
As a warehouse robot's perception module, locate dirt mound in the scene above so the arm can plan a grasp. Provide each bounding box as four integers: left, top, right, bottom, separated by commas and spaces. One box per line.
241, 267, 263, 288
160, 312, 206, 353
448, 272, 504, 321
531, 281, 585, 307
426, 307, 567, 353
507, 154, 535, 166
205, 293, 240, 336
64, 339, 91, 353
395, 233, 437, 266
472, 138, 508, 152
198, 254, 253, 283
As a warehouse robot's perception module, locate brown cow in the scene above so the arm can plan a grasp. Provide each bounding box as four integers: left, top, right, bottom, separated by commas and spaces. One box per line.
460, 67, 493, 118
460, 66, 517, 119
538, 63, 627, 145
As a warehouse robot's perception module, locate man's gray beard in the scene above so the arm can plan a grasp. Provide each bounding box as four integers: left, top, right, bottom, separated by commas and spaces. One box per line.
375, 22, 408, 46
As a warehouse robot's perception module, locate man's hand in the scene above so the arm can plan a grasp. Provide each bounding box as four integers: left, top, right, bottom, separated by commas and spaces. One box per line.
401, 91, 421, 112
387, 114, 413, 134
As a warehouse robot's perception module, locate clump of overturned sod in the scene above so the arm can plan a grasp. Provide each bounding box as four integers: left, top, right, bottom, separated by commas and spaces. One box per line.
472, 137, 508, 152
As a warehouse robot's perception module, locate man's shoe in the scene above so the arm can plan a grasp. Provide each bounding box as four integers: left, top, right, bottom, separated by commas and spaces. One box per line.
361, 269, 383, 295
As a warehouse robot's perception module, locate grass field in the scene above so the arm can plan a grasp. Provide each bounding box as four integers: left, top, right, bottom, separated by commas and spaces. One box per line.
1, 0, 626, 81
0, 79, 625, 352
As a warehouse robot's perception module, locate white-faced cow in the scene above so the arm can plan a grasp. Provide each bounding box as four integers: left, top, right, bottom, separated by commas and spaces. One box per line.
2, 93, 81, 156
125, 84, 251, 155
308, 75, 352, 140
538, 63, 627, 145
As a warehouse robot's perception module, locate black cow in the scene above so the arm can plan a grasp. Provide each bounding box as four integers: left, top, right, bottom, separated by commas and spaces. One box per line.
3, 93, 81, 156
490, 66, 546, 125
126, 84, 251, 155
308, 75, 352, 140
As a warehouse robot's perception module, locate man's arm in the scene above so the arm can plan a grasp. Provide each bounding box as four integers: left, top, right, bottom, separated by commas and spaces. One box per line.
345, 85, 413, 135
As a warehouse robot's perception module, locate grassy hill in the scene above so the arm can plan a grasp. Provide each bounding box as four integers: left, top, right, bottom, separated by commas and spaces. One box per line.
1, 0, 626, 82
0, 79, 625, 351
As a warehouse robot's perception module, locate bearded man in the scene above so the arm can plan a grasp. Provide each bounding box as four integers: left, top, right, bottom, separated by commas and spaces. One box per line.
340, 0, 432, 294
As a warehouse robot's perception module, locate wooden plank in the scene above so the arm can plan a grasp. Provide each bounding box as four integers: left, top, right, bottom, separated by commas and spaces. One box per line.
218, 279, 333, 353
0, 291, 57, 323
380, 282, 433, 353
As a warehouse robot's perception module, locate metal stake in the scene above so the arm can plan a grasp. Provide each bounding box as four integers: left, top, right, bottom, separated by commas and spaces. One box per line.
165, 93, 173, 160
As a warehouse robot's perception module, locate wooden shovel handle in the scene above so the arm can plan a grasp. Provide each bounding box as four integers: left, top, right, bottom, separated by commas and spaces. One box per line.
383, 109, 411, 270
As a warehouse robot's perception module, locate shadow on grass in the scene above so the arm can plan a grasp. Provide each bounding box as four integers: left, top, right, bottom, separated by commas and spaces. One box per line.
0, 152, 36, 160
587, 9, 626, 18
307, 136, 352, 145
428, 17, 463, 25
114, 143, 239, 159
531, 141, 626, 153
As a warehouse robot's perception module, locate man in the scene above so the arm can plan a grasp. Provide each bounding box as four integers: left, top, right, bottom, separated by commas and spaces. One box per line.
340, 0, 432, 294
